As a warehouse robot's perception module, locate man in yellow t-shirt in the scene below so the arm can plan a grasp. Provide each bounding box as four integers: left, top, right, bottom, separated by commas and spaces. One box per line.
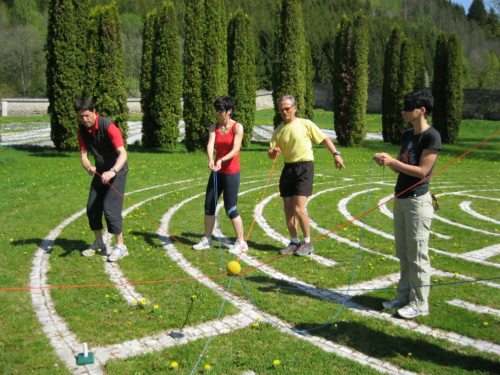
268, 95, 345, 256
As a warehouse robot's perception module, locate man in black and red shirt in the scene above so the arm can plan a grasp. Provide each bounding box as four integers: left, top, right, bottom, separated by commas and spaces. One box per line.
75, 97, 129, 262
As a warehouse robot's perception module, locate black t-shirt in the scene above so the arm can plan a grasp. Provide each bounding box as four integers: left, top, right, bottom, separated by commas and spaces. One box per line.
395, 127, 441, 198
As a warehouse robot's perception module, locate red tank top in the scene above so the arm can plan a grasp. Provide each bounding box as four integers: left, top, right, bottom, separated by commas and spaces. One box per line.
215, 122, 240, 174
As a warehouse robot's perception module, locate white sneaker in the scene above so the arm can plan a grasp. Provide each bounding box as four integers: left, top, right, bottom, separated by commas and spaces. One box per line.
382, 298, 407, 310
398, 302, 429, 319
107, 244, 129, 262
82, 241, 107, 257
192, 236, 213, 250
229, 240, 248, 253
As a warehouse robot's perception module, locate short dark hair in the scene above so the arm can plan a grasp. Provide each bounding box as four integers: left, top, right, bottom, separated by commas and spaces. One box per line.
214, 96, 236, 113
404, 90, 433, 116
74, 97, 95, 112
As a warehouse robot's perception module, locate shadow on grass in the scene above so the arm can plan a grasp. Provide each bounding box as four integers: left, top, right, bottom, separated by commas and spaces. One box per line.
11, 237, 88, 257
295, 320, 500, 374
9, 144, 72, 157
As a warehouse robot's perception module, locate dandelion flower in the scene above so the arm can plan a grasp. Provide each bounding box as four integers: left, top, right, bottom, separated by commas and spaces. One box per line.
153, 304, 160, 310
272, 359, 281, 366
170, 361, 179, 369
204, 363, 212, 370
483, 321, 489, 327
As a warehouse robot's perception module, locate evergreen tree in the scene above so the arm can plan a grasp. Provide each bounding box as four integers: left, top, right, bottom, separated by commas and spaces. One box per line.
147, 1, 182, 149
199, 0, 227, 148
432, 33, 464, 144
183, 0, 205, 151
467, 0, 487, 25
228, 9, 256, 148
89, 3, 129, 140
332, 14, 369, 147
46, 0, 88, 151
272, 0, 307, 126
304, 42, 315, 121
381, 27, 403, 144
139, 11, 156, 147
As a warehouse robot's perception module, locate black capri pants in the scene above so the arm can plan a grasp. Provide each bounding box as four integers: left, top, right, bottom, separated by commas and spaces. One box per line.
87, 171, 127, 234
204, 171, 240, 219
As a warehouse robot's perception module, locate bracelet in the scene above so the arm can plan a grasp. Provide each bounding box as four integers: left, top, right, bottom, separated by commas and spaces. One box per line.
333, 151, 341, 156
111, 168, 118, 174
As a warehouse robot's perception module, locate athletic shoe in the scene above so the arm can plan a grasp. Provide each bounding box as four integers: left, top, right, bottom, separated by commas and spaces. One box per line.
229, 239, 248, 253
382, 298, 407, 310
279, 241, 301, 255
107, 244, 129, 262
81, 241, 107, 257
192, 236, 213, 250
295, 242, 314, 256
398, 302, 429, 319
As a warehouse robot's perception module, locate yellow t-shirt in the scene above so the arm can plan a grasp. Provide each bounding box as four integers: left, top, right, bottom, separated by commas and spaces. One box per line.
270, 118, 326, 163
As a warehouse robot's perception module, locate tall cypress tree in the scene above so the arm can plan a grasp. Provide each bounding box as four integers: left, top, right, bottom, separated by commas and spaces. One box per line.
381, 27, 403, 144
147, 0, 182, 149
432, 33, 464, 144
272, 0, 307, 126
228, 9, 256, 148
183, 0, 205, 151
46, 0, 88, 151
198, 0, 227, 148
89, 3, 129, 140
468, 0, 487, 25
332, 14, 369, 147
139, 11, 156, 147
304, 42, 315, 121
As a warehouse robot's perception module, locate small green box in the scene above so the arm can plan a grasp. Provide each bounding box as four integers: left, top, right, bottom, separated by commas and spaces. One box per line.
75, 352, 94, 365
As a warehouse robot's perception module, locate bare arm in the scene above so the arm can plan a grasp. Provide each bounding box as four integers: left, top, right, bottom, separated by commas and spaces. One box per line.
321, 137, 345, 170
101, 146, 128, 184
80, 151, 95, 176
374, 150, 439, 179
207, 124, 217, 170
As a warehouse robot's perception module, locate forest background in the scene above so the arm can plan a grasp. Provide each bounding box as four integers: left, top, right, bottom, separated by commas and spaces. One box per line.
0, 0, 498, 98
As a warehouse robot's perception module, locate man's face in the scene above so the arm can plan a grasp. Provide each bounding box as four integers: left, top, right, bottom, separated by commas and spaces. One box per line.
78, 109, 97, 129
279, 99, 296, 124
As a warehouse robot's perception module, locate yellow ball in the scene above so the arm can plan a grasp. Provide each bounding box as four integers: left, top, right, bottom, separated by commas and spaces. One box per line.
227, 260, 241, 276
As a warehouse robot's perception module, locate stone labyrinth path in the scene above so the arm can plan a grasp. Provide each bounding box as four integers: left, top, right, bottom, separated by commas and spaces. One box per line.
30, 173, 500, 374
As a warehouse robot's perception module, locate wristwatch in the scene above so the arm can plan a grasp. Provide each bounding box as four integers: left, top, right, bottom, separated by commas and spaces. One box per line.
333, 151, 341, 156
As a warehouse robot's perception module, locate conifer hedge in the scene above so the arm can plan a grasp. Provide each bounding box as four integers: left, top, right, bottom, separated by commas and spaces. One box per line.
88, 3, 129, 141
46, 0, 87, 151
272, 0, 307, 126
139, 11, 156, 147
228, 10, 256, 148
183, 0, 205, 151
432, 33, 464, 144
332, 14, 369, 147
146, 1, 182, 149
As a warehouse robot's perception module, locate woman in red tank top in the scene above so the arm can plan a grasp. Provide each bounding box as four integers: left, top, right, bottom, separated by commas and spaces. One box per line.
192, 96, 248, 253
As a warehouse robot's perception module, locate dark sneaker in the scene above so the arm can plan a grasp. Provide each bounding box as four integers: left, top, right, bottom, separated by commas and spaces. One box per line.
382, 298, 407, 310
295, 242, 313, 256
279, 241, 300, 255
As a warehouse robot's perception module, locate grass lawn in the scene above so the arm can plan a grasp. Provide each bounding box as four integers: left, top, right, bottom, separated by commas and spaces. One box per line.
0, 113, 499, 374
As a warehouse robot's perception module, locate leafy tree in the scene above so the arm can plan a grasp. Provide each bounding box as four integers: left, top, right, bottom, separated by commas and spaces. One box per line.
432, 33, 464, 144
228, 9, 256, 148
139, 11, 156, 147
332, 14, 369, 147
199, 0, 227, 148
88, 2, 129, 140
147, 1, 182, 149
272, 0, 307, 126
467, 0, 487, 25
183, 0, 205, 151
46, 0, 88, 151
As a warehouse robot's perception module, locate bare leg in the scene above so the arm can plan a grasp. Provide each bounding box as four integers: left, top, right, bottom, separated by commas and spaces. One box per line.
115, 232, 124, 246
293, 195, 310, 238
283, 197, 298, 238
204, 214, 216, 237
230, 215, 245, 241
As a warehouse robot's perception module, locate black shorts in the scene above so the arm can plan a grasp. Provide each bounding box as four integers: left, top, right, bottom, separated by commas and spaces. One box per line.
279, 161, 314, 197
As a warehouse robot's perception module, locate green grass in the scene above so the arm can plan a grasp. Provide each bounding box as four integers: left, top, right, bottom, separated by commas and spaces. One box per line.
0, 117, 499, 374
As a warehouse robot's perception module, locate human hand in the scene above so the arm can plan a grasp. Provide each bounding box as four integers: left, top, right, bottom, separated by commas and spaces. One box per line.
268, 147, 281, 160
373, 153, 392, 166
87, 166, 96, 176
101, 169, 116, 184
334, 155, 345, 170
